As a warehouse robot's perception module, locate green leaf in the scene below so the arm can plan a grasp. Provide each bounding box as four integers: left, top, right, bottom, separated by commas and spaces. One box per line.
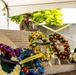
10, 9, 63, 26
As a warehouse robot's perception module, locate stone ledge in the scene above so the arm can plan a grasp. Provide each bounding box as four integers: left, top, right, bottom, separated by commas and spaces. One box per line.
44, 64, 76, 74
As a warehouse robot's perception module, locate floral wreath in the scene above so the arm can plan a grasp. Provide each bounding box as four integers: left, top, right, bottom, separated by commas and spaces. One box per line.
0, 44, 44, 75
28, 31, 53, 61
49, 33, 70, 59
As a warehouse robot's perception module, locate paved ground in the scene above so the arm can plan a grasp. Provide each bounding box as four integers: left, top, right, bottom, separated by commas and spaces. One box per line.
49, 70, 76, 75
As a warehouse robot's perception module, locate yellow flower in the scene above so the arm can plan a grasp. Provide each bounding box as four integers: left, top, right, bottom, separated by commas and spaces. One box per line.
32, 32, 36, 35
41, 54, 45, 59
36, 48, 40, 51
30, 53, 33, 56
41, 58, 44, 61
36, 51, 41, 54
28, 42, 32, 45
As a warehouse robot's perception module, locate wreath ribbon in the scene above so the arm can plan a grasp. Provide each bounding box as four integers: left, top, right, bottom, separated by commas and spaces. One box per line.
20, 53, 43, 64
0, 56, 19, 65
0, 53, 43, 65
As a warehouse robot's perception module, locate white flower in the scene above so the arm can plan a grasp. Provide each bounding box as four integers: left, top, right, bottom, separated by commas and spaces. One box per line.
11, 56, 19, 61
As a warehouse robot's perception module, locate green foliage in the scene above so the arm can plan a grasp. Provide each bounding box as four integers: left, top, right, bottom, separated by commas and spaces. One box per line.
10, 14, 24, 24
1, 7, 6, 16
2, 7, 6, 11
30, 9, 63, 26
10, 9, 63, 26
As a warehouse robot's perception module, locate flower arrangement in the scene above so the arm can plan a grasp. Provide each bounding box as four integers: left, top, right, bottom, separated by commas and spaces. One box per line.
28, 31, 45, 45
0, 44, 44, 75
49, 33, 70, 59
28, 31, 53, 61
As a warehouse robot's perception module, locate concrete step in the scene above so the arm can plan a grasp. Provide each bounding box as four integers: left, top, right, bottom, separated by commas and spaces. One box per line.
0, 29, 31, 48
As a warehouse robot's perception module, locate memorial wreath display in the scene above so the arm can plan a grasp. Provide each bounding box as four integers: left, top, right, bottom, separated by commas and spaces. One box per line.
0, 31, 71, 75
